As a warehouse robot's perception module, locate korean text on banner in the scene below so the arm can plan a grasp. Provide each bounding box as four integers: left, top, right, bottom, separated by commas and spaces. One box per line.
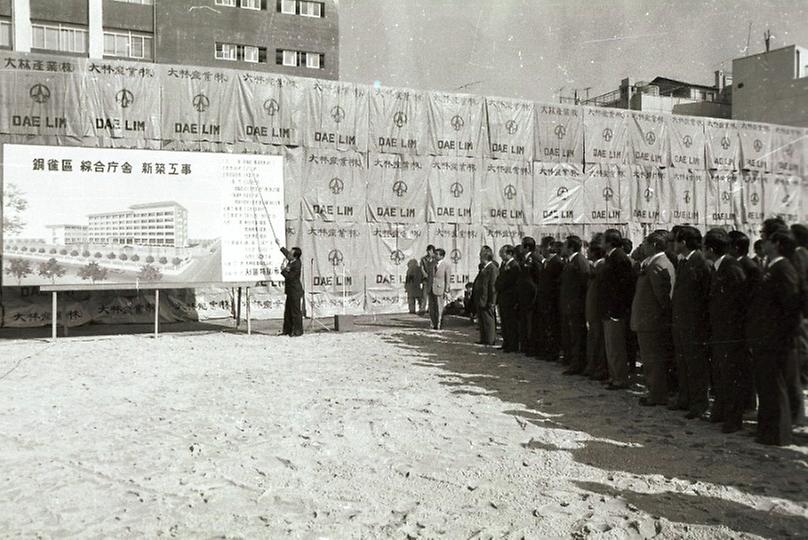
366, 153, 429, 224
160, 64, 239, 143
234, 72, 303, 146
535, 103, 584, 164
485, 98, 534, 160
737, 120, 772, 172
369, 87, 429, 155
301, 148, 367, 222
705, 118, 741, 170
667, 115, 706, 169
583, 106, 628, 165
1, 144, 285, 286
298, 221, 366, 316
628, 111, 668, 167
365, 223, 428, 313
583, 163, 629, 225
304, 79, 369, 151
427, 156, 477, 224
83, 59, 161, 140
427, 91, 486, 157
480, 159, 532, 225
534, 162, 585, 225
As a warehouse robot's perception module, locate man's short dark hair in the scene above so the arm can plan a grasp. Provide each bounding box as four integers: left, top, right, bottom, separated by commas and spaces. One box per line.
604, 228, 623, 249
589, 242, 605, 260
522, 236, 536, 251
704, 228, 729, 256
540, 236, 555, 248
754, 239, 763, 251
502, 244, 514, 257
481, 245, 494, 261
622, 238, 633, 254
771, 230, 797, 258
589, 232, 604, 249
728, 230, 750, 256
550, 241, 564, 254
676, 226, 702, 250
565, 235, 582, 253
426, 244, 435, 252
646, 231, 668, 252
791, 224, 808, 248
291, 247, 302, 259
435, 248, 446, 257
761, 217, 788, 239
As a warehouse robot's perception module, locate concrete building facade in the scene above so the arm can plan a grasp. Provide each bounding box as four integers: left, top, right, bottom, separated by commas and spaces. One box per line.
0, 0, 339, 79
87, 201, 189, 247
732, 44, 808, 127
46, 224, 89, 245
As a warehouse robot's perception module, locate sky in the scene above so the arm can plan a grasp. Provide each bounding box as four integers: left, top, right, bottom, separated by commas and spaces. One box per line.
338, 0, 808, 103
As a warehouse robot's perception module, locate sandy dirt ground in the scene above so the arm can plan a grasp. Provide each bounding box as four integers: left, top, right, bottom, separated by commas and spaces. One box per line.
1, 316, 807, 538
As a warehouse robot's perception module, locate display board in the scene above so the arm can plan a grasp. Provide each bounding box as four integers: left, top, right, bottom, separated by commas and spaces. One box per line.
2, 144, 285, 287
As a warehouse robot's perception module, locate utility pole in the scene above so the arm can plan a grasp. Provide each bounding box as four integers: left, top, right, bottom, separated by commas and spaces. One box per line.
764, 29, 774, 52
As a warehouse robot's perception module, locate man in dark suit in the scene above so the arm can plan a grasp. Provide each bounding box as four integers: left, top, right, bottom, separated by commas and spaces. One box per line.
747, 223, 802, 445
598, 229, 635, 389
729, 230, 763, 411
671, 226, 712, 419
278, 243, 304, 337
495, 244, 520, 352
560, 235, 590, 375
585, 233, 608, 380
632, 230, 675, 406
519, 236, 540, 355
420, 245, 435, 315
537, 240, 564, 361
473, 245, 498, 345
529, 236, 552, 357
703, 228, 748, 433
790, 223, 808, 388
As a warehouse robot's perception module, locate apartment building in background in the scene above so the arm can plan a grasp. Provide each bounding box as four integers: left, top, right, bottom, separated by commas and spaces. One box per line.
733, 44, 808, 127
45, 224, 89, 245
0, 0, 339, 79
87, 201, 189, 247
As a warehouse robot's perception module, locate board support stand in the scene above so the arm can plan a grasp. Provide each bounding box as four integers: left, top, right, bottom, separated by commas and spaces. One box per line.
246, 287, 252, 335
51, 291, 57, 341
154, 289, 159, 338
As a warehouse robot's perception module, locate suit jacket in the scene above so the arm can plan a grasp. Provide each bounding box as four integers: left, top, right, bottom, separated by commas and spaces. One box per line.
495, 258, 520, 307
431, 259, 450, 296
537, 255, 564, 314
421, 255, 435, 287
585, 259, 604, 323
671, 250, 711, 337
708, 256, 747, 342
792, 246, 808, 316
630, 252, 674, 333
597, 248, 634, 320
473, 261, 498, 308
517, 257, 538, 313
746, 257, 802, 349
280, 248, 303, 296
560, 252, 589, 316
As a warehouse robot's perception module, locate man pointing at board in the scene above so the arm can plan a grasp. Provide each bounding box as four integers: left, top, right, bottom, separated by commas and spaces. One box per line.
276, 238, 304, 337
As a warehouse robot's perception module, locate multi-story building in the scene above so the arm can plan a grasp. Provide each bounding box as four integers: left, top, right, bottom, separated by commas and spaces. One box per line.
569, 72, 733, 118
732, 44, 808, 127
0, 0, 339, 79
87, 201, 189, 247
45, 224, 89, 245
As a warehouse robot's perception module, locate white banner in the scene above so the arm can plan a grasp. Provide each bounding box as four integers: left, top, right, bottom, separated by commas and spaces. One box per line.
629, 165, 668, 224
365, 223, 428, 313
426, 156, 478, 224
535, 103, 583, 164
583, 163, 629, 224
706, 169, 740, 226
669, 168, 706, 225
1, 144, 285, 286
369, 87, 429, 155
366, 153, 429, 224
303, 80, 369, 152
765, 173, 801, 224
479, 159, 532, 225
485, 98, 534, 160
705, 118, 740, 170
583, 106, 628, 165
667, 115, 706, 169
628, 111, 668, 167
427, 91, 486, 157
301, 148, 367, 222
737, 120, 772, 172
534, 162, 585, 225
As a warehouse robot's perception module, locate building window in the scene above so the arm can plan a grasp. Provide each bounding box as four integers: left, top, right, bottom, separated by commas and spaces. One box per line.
278, 0, 323, 17
280, 49, 298, 66
111, 0, 154, 5
216, 42, 266, 63
306, 52, 322, 69
299, 1, 323, 17
0, 19, 10, 49
217, 0, 265, 8
103, 29, 153, 60
277, 49, 324, 68
32, 22, 88, 54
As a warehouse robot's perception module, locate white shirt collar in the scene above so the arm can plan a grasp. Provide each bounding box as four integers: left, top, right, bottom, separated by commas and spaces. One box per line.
714, 254, 727, 271
643, 251, 666, 266
569, 252, 579, 262
768, 256, 784, 268
606, 247, 616, 257
483, 260, 493, 269
685, 250, 696, 261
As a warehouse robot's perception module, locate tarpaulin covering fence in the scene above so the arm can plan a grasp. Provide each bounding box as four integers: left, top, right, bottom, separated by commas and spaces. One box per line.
0, 51, 806, 326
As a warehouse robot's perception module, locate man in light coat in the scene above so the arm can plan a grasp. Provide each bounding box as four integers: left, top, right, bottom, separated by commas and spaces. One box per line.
429, 248, 451, 330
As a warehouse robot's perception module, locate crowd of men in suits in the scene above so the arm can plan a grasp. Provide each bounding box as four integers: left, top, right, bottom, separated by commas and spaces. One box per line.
469, 218, 808, 447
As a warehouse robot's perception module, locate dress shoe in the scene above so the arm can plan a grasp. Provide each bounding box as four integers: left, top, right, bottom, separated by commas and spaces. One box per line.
606, 383, 627, 391
562, 368, 582, 376
667, 403, 687, 411
721, 423, 742, 434
638, 397, 658, 407
684, 410, 706, 420
709, 414, 725, 424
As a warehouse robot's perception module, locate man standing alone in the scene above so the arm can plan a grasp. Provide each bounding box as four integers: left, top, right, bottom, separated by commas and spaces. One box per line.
278, 242, 304, 337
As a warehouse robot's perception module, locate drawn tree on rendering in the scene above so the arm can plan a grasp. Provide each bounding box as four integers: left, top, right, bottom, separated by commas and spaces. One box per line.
137, 264, 163, 282
38, 258, 66, 284
78, 261, 108, 284
5, 258, 33, 285
2, 182, 28, 235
